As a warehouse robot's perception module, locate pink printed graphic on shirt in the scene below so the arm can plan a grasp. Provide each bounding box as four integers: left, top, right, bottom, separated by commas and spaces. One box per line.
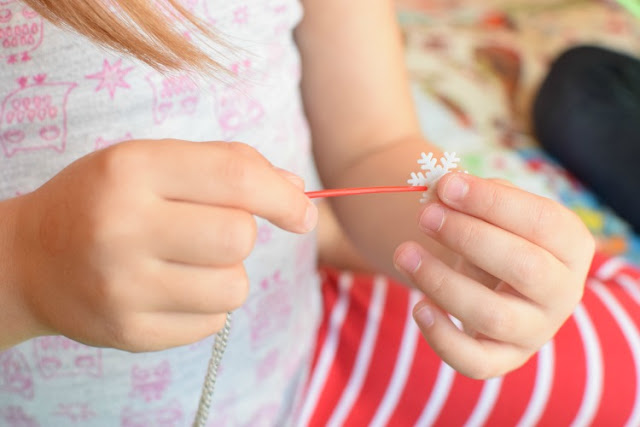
0, 406, 38, 427
86, 59, 134, 100
0, 349, 34, 400
95, 132, 132, 151
256, 223, 273, 245
233, 6, 249, 25
129, 360, 171, 402
53, 403, 96, 422
0, 1, 44, 64
0, 75, 76, 157
256, 349, 279, 381
242, 270, 292, 349
211, 60, 264, 140
145, 72, 199, 125
32, 336, 102, 379
247, 404, 280, 425
294, 235, 315, 285
121, 399, 183, 427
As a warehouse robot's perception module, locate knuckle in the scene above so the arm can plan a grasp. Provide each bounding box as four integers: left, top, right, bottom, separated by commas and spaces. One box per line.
454, 223, 480, 251
220, 214, 257, 261
99, 140, 148, 183
104, 314, 144, 351
490, 178, 514, 187
92, 274, 132, 315
221, 153, 255, 195
482, 185, 506, 218
422, 264, 448, 297
478, 304, 511, 338
288, 198, 310, 229
226, 268, 251, 310
210, 314, 229, 335
226, 141, 260, 158
530, 200, 560, 239
574, 215, 596, 258
510, 247, 546, 283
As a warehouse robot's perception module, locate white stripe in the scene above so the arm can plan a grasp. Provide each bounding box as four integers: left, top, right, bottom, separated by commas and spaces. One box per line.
571, 303, 604, 427
618, 275, 640, 306
517, 341, 555, 427
369, 290, 422, 427
591, 280, 640, 427
414, 362, 456, 427
464, 376, 503, 427
297, 273, 353, 427
596, 257, 625, 280
327, 276, 388, 427
414, 314, 462, 426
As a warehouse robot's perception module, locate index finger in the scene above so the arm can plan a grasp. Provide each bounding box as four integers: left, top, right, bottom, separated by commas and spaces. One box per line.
136, 139, 317, 234
435, 173, 593, 266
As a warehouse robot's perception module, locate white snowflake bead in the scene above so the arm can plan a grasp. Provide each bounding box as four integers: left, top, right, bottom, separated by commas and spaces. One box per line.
407, 152, 463, 202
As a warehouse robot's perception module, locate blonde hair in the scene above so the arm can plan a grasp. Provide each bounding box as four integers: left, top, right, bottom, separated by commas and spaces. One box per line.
23, 0, 222, 72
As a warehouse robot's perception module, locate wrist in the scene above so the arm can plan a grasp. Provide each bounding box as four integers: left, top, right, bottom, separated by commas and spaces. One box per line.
0, 194, 49, 349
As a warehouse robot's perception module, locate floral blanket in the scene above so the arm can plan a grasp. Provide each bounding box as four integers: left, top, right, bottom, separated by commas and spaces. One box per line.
398, 0, 640, 264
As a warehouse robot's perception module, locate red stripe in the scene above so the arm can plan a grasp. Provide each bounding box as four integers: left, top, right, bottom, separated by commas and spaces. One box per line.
536, 314, 586, 425
308, 272, 374, 427
307, 261, 640, 427
590, 251, 612, 276
309, 269, 341, 375
433, 370, 485, 426
342, 278, 409, 425
611, 273, 640, 424
593, 252, 640, 282
484, 353, 539, 425
586, 283, 636, 425
387, 335, 442, 425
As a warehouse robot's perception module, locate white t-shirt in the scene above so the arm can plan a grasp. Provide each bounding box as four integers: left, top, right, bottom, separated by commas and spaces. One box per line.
0, 0, 322, 425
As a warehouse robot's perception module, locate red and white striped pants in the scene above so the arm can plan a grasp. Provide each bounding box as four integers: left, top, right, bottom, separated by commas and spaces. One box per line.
297, 252, 640, 426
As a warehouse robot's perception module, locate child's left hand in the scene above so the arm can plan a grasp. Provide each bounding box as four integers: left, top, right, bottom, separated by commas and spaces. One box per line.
393, 173, 595, 379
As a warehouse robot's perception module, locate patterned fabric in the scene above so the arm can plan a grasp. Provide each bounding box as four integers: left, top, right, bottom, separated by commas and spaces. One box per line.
398, 0, 640, 264
301, 256, 640, 426
0, 1, 322, 425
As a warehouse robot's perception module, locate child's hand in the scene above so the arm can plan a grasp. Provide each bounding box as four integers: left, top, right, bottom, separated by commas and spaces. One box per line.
14, 139, 317, 351
393, 173, 595, 379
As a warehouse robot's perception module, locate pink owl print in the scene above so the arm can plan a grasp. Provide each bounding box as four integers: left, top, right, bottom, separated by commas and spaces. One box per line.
211, 60, 265, 140
121, 399, 183, 427
0, 75, 76, 157
0, 406, 39, 427
256, 223, 273, 245
0, 1, 44, 64
52, 403, 96, 422
32, 336, 102, 379
129, 360, 172, 402
145, 72, 199, 125
0, 349, 34, 400
256, 349, 279, 382
242, 270, 292, 349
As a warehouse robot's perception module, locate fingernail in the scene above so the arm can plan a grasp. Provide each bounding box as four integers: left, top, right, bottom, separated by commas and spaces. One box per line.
303, 202, 318, 232
419, 204, 444, 232
443, 174, 469, 202
395, 246, 422, 273
276, 168, 305, 190
414, 303, 435, 328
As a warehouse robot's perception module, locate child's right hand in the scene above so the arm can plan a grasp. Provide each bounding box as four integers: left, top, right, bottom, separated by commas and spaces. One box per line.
11, 139, 317, 351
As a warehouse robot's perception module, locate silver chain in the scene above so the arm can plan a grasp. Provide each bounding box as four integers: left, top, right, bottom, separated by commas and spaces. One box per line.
193, 312, 232, 427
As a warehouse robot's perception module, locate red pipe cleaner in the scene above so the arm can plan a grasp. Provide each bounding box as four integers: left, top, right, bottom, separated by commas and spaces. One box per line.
305, 185, 428, 199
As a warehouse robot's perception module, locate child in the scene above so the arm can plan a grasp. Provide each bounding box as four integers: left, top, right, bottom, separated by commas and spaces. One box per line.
0, 0, 594, 424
